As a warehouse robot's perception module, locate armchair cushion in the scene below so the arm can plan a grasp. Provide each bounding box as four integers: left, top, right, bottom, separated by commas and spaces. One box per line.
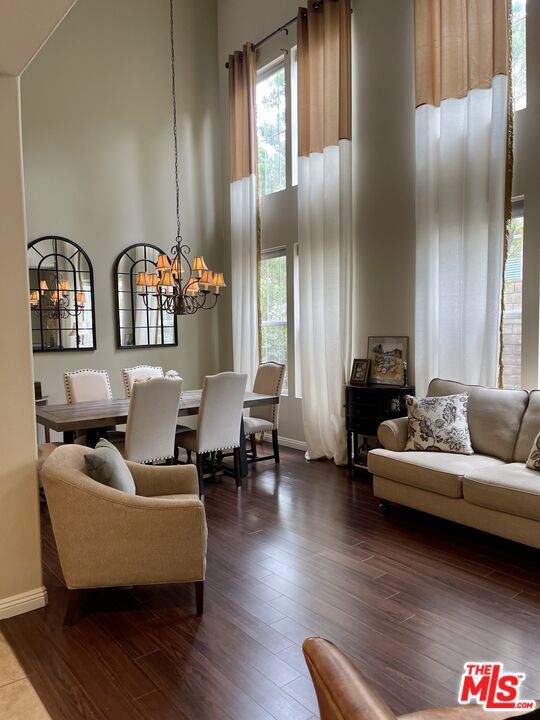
84, 439, 136, 495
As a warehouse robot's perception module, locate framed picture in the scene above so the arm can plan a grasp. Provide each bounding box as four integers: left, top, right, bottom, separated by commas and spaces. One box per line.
367, 336, 409, 386
350, 358, 370, 385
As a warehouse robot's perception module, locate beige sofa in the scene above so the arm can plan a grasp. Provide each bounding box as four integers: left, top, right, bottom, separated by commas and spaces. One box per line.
368, 378, 540, 549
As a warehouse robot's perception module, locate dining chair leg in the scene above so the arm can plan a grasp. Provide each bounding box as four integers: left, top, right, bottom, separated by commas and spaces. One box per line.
196, 453, 205, 497
233, 447, 242, 489
249, 434, 257, 458
186, 449, 192, 464
272, 429, 280, 464
195, 581, 204, 616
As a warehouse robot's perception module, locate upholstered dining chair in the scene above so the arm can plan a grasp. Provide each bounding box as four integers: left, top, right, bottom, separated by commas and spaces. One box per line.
177, 372, 247, 494
122, 365, 164, 398
243, 362, 285, 464
302, 638, 524, 720
63, 369, 123, 444
122, 376, 183, 463
41, 444, 207, 625
64, 369, 113, 403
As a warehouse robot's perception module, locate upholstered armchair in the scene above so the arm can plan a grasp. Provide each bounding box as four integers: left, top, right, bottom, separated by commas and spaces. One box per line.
303, 638, 519, 720
42, 445, 207, 624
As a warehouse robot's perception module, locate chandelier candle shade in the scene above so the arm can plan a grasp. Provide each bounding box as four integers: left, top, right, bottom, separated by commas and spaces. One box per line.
30, 274, 86, 319
136, 0, 225, 316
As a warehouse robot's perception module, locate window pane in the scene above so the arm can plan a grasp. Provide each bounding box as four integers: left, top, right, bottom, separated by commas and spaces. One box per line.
257, 66, 286, 197
260, 252, 287, 390
512, 0, 526, 111
501, 213, 524, 389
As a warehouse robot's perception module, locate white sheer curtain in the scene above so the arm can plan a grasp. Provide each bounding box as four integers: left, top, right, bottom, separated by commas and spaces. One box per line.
414, 0, 510, 394
229, 44, 259, 389
297, 0, 352, 465
299, 141, 352, 463
231, 174, 258, 389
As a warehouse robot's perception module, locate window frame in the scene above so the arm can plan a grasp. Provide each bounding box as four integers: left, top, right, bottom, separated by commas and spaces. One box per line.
260, 245, 288, 394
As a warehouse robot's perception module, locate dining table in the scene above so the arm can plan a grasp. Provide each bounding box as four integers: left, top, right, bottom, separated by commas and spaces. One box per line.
35, 389, 279, 477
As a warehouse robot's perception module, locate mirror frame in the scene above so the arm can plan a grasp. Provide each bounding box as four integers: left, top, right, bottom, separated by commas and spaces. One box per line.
27, 235, 97, 353
113, 243, 179, 350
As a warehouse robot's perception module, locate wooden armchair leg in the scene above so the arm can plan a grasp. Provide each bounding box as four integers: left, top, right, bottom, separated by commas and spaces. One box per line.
233, 447, 242, 489
64, 589, 84, 626
195, 581, 204, 616
272, 429, 280, 464
249, 434, 257, 458
196, 453, 205, 497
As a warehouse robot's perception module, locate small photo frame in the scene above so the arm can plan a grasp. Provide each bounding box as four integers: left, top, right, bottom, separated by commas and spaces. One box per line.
367, 336, 409, 386
350, 358, 370, 385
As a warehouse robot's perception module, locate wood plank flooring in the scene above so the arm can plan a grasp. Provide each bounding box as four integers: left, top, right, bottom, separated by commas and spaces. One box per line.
2, 445, 540, 720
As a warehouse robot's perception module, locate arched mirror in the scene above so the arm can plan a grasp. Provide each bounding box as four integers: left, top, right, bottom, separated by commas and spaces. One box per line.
114, 244, 178, 349
27, 236, 97, 352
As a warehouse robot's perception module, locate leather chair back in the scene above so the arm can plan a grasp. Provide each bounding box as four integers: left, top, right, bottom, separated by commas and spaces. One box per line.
197, 372, 247, 452
250, 362, 286, 428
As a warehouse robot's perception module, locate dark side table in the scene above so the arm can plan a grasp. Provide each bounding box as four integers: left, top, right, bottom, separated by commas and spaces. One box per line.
345, 384, 415, 472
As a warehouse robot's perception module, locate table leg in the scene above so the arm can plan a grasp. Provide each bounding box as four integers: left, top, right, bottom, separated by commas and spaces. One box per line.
63, 431, 75, 444
347, 431, 352, 473
238, 416, 249, 477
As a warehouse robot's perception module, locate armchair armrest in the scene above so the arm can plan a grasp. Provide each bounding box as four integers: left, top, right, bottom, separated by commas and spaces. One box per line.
377, 417, 409, 452
303, 637, 397, 720
126, 461, 199, 497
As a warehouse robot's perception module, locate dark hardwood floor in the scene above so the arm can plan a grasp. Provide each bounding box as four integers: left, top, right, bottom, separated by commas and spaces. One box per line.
2, 444, 540, 720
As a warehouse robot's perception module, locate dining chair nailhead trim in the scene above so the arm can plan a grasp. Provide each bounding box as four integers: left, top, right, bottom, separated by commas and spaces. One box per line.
64, 369, 113, 405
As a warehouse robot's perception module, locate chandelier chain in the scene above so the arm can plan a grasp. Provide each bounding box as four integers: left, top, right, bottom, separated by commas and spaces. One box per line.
169, 0, 181, 240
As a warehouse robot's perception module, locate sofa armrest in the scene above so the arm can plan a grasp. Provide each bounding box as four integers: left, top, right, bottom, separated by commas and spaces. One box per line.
126, 461, 199, 497
377, 417, 409, 452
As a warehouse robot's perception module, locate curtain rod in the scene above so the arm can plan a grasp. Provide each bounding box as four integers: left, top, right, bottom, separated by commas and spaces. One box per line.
225, 3, 322, 69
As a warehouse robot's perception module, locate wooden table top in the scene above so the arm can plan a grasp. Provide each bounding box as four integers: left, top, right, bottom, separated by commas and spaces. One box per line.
35, 390, 279, 432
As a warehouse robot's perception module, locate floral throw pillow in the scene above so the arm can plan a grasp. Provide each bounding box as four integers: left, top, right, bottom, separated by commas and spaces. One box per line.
405, 393, 473, 454
526, 432, 540, 470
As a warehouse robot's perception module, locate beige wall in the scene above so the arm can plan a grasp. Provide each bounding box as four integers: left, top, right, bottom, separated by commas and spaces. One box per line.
217, 0, 416, 442
22, 0, 225, 411
0, 75, 43, 612
513, 2, 540, 390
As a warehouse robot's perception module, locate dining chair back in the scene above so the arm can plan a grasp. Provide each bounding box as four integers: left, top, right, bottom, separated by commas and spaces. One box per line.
197, 372, 248, 453
64, 369, 113, 404
123, 365, 164, 398
125, 376, 183, 463
250, 362, 285, 426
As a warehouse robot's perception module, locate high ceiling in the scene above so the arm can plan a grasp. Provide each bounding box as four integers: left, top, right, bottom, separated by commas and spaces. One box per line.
0, 0, 76, 75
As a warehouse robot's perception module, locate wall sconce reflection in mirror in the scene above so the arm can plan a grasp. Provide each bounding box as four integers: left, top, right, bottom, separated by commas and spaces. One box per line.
114, 244, 178, 349
27, 236, 97, 352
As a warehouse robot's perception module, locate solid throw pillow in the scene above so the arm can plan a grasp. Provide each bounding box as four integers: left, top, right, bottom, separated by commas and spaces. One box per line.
84, 438, 136, 494
405, 392, 474, 455
526, 431, 540, 470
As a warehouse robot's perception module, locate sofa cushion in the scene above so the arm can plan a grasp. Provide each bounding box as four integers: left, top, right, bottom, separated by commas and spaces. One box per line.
368, 449, 505, 498
514, 390, 540, 462
463, 463, 540, 522
427, 379, 528, 461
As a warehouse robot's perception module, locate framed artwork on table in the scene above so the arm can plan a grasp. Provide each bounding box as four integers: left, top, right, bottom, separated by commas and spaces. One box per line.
350, 358, 370, 385
367, 336, 409, 386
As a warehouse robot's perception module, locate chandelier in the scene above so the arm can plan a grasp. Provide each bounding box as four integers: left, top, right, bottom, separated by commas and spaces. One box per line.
30, 277, 86, 319
136, 0, 225, 316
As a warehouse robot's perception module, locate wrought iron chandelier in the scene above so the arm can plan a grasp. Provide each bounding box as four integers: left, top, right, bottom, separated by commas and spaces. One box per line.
136, 0, 225, 316
30, 278, 86, 320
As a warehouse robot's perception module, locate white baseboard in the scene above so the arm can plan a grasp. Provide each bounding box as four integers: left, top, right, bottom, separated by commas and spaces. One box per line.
263, 432, 307, 452
0, 586, 48, 620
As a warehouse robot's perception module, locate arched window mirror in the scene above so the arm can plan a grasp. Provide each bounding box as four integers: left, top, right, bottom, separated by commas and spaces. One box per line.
27, 236, 97, 352
114, 244, 178, 349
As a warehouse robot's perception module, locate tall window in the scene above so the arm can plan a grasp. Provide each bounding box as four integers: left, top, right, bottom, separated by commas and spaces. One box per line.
512, 0, 527, 111
256, 62, 286, 197
501, 199, 524, 389
260, 248, 287, 390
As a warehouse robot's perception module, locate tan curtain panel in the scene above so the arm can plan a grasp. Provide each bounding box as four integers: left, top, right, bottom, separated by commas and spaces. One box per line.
229, 43, 257, 182
297, 0, 352, 157
415, 0, 509, 108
